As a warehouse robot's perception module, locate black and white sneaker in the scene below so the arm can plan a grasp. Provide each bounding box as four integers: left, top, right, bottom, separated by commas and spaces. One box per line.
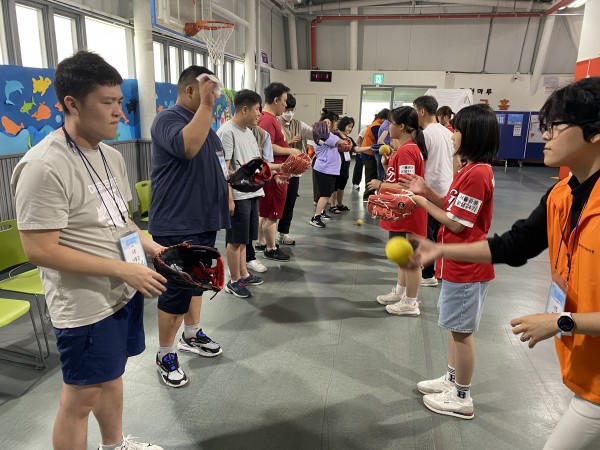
310, 215, 326, 228
263, 247, 291, 261
320, 210, 333, 220
156, 353, 188, 388
176, 330, 223, 357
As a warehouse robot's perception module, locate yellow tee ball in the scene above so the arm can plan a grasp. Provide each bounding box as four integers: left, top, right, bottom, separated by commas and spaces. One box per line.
356, 219, 363, 226
379, 144, 391, 156
385, 236, 414, 266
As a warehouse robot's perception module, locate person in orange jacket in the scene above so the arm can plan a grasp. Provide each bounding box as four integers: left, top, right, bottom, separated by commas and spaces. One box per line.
410, 77, 600, 449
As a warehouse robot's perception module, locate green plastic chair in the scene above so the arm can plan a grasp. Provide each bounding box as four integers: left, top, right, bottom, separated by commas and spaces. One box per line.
0, 298, 46, 370
0, 219, 50, 358
135, 180, 152, 222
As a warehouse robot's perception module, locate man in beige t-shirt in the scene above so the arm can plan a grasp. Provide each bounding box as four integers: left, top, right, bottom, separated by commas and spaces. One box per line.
11, 51, 166, 450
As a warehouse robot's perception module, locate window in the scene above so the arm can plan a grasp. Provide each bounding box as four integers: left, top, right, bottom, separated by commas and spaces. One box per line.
183, 49, 192, 69
234, 60, 244, 91
16, 4, 47, 68
85, 17, 131, 77
54, 15, 77, 64
0, 3, 6, 64
195, 53, 205, 67
224, 60, 232, 89
169, 46, 179, 84
215, 62, 223, 81
153, 41, 165, 82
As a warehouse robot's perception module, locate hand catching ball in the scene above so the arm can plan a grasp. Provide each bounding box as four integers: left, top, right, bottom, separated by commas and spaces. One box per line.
379, 144, 391, 156
356, 219, 363, 226
385, 236, 414, 266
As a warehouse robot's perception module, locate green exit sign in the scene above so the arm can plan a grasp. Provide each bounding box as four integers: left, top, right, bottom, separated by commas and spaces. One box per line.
373, 73, 384, 85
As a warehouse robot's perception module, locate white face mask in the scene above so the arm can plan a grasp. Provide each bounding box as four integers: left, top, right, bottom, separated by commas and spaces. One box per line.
282, 111, 294, 122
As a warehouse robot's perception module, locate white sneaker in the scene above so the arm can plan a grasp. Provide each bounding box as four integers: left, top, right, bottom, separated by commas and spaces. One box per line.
386, 299, 420, 316
423, 390, 474, 420
376, 287, 403, 305
417, 374, 454, 394
421, 277, 439, 287
101, 435, 164, 449
277, 233, 296, 245
247, 259, 267, 273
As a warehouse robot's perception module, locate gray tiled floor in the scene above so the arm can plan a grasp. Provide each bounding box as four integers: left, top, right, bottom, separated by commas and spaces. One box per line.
0, 164, 570, 450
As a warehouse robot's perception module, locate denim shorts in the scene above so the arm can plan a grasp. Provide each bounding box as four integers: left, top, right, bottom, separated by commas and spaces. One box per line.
437, 280, 490, 333
153, 232, 217, 314
54, 292, 145, 385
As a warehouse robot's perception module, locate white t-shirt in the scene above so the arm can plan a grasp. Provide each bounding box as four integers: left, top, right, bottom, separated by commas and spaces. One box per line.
423, 123, 454, 196
11, 133, 135, 328
218, 120, 265, 200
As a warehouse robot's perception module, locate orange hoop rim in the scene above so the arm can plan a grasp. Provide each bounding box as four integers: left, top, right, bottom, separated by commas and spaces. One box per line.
194, 20, 235, 30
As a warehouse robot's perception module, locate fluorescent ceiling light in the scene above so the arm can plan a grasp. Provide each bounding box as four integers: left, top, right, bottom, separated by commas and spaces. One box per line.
568, 0, 587, 8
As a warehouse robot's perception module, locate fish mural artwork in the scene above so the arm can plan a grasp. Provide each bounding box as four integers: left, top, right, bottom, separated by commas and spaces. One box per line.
5, 80, 24, 105
118, 110, 129, 124
2, 115, 25, 135
54, 101, 63, 112
32, 76, 52, 96
31, 102, 52, 121
126, 98, 138, 115
20, 97, 36, 114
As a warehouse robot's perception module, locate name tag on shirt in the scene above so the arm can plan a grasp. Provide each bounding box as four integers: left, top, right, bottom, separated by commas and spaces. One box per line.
216, 149, 229, 180
545, 272, 568, 338
344, 152, 351, 162
119, 231, 147, 266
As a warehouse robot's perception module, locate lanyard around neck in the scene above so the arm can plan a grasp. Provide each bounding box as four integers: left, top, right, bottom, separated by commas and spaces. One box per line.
62, 126, 127, 227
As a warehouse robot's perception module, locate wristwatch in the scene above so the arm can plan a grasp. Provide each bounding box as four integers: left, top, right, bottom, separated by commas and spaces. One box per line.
557, 312, 575, 336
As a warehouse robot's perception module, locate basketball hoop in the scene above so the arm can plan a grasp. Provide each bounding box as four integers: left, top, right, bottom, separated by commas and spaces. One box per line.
185, 20, 235, 68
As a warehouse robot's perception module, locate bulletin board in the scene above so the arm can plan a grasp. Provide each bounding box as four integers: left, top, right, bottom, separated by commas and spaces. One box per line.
524, 112, 545, 161
495, 111, 530, 160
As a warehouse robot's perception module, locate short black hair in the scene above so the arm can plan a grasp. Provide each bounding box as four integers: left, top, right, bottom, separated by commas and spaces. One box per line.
285, 93, 296, 109
177, 65, 214, 94
54, 50, 122, 114
320, 108, 339, 122
234, 89, 262, 109
413, 95, 438, 115
453, 104, 499, 163
389, 106, 428, 160
264, 82, 290, 104
338, 116, 355, 131
539, 77, 600, 142
376, 108, 390, 120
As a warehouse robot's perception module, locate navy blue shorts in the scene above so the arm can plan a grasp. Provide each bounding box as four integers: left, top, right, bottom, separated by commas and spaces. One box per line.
54, 292, 145, 386
153, 232, 217, 314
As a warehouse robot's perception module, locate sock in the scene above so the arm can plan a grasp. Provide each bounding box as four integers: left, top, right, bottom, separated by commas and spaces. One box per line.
454, 382, 471, 402
405, 296, 417, 306
157, 346, 173, 359
240, 272, 249, 279
395, 284, 406, 297
446, 365, 456, 383
101, 438, 124, 450
184, 323, 200, 339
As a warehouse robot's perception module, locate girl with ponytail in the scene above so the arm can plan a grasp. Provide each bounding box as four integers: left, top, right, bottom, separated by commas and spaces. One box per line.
366, 106, 428, 317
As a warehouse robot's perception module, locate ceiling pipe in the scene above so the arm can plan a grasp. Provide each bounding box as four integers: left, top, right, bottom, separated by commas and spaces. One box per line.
310, 0, 576, 69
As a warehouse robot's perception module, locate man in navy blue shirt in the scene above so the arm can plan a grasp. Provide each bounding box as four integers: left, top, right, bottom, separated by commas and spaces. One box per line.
149, 66, 230, 388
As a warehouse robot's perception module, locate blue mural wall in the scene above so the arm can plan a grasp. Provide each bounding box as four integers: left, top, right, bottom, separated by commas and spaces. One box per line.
0, 64, 235, 156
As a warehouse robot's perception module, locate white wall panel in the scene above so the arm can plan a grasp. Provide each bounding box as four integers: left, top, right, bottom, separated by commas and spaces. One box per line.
543, 16, 578, 74
260, 4, 287, 70
519, 18, 541, 74
315, 22, 350, 70
296, 19, 310, 70
484, 19, 530, 73
439, 20, 488, 72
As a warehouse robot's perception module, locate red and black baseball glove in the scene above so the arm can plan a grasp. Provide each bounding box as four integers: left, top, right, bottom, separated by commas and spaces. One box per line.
229, 158, 272, 192
153, 243, 225, 292
367, 187, 417, 221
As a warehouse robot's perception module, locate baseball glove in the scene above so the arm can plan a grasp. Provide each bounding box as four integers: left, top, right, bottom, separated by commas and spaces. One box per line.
367, 187, 417, 221
229, 158, 271, 192
337, 137, 353, 152
153, 243, 225, 292
313, 121, 330, 143
280, 152, 312, 177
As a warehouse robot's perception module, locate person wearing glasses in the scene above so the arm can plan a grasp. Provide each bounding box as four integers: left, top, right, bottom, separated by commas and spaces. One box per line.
411, 77, 600, 449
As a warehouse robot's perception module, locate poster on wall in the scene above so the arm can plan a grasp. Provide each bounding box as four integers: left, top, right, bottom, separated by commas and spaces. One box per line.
507, 114, 523, 126
513, 125, 522, 137
496, 114, 505, 124
528, 113, 545, 144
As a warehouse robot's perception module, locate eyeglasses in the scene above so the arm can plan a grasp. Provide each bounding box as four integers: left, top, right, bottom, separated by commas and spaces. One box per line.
539, 120, 597, 134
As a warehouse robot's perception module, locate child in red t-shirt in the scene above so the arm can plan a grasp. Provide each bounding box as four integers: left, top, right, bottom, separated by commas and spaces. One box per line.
398, 104, 499, 420
367, 107, 428, 316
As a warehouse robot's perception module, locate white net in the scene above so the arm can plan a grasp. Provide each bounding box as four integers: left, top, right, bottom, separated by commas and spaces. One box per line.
198, 23, 235, 68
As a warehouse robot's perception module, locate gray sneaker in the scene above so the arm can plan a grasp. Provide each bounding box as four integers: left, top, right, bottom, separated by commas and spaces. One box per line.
264, 247, 290, 262
241, 274, 263, 285
224, 280, 252, 298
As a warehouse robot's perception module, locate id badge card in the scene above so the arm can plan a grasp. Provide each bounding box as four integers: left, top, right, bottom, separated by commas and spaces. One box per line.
116, 229, 147, 266
216, 149, 229, 180
545, 272, 568, 338
344, 151, 351, 162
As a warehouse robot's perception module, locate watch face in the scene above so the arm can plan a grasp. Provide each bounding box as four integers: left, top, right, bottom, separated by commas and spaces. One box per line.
558, 315, 575, 332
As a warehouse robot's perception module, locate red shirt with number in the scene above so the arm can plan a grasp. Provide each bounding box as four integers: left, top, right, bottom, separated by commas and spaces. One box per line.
437, 163, 495, 282
379, 140, 427, 236
258, 111, 289, 164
